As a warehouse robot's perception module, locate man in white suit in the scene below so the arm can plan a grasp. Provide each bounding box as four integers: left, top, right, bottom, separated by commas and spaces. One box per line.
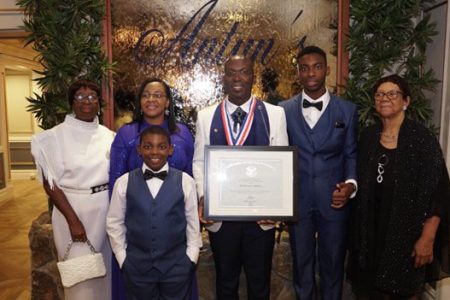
193, 55, 288, 300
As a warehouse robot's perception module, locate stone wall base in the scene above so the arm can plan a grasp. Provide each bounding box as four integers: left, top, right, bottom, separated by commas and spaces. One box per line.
29, 211, 63, 300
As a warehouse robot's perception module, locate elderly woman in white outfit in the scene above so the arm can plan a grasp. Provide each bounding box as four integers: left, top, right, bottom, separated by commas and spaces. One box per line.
31, 80, 115, 299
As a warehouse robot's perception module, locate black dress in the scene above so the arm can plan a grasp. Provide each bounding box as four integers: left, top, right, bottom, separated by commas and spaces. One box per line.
349, 119, 450, 297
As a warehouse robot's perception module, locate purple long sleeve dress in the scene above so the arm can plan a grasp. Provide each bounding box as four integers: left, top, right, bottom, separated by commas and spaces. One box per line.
109, 119, 195, 300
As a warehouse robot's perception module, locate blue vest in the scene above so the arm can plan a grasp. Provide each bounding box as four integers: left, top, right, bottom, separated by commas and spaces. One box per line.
209, 100, 271, 145
301, 103, 332, 152
125, 167, 186, 274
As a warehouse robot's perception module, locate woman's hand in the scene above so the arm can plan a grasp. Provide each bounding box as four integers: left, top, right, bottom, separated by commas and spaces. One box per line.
68, 218, 87, 242
411, 215, 441, 268
43, 178, 88, 242
411, 236, 434, 268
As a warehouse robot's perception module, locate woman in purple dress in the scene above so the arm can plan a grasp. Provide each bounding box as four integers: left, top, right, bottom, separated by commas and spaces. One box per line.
109, 78, 197, 300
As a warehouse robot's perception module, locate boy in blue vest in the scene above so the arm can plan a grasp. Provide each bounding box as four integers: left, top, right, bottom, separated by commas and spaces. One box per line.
107, 126, 202, 300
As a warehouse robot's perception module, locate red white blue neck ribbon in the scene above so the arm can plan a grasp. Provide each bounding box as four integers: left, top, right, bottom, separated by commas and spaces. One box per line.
221, 96, 256, 146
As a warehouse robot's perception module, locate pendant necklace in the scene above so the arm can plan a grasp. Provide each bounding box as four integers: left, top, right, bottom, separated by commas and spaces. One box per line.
377, 154, 389, 183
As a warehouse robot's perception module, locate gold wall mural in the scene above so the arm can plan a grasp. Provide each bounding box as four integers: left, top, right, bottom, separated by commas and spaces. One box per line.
112, 0, 338, 126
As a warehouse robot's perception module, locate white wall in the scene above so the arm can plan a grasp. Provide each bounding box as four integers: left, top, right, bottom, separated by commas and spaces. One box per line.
0, 0, 23, 31
6, 73, 33, 139
441, 2, 450, 171
425, 2, 450, 299
5, 70, 42, 140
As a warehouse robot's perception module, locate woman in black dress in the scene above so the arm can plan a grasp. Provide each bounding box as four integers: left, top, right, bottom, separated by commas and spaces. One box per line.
349, 74, 450, 299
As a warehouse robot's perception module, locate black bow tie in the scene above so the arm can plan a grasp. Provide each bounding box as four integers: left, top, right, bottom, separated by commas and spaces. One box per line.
302, 99, 323, 111
143, 170, 167, 180
231, 107, 247, 133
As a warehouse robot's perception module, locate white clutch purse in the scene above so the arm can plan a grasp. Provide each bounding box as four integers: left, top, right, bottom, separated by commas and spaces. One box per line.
56, 239, 106, 288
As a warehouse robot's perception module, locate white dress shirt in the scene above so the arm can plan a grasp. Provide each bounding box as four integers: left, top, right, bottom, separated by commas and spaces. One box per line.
301, 90, 331, 129
106, 162, 202, 268
225, 96, 252, 139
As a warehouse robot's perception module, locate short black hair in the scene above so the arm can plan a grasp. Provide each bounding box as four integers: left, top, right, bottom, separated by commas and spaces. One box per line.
139, 125, 171, 145
132, 78, 178, 134
372, 74, 411, 100
297, 46, 327, 64
68, 79, 101, 106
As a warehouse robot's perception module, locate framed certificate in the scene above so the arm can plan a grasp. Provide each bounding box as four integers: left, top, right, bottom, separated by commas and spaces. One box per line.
204, 145, 298, 221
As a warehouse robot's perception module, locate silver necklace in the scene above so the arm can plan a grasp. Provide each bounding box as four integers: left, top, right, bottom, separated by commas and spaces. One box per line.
377, 154, 389, 183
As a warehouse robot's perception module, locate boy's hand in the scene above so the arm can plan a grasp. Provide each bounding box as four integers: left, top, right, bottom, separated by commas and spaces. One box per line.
198, 196, 215, 225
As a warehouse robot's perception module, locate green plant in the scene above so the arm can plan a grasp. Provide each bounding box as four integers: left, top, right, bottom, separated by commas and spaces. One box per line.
17, 0, 111, 129
344, 0, 439, 128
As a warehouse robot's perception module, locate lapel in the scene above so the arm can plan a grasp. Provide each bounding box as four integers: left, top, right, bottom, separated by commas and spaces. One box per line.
244, 100, 270, 146
209, 103, 227, 145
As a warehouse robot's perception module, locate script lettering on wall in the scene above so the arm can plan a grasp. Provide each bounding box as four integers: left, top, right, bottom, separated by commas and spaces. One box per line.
112, 0, 337, 118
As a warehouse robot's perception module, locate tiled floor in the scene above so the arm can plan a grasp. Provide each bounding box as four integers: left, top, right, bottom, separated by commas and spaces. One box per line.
0, 180, 47, 300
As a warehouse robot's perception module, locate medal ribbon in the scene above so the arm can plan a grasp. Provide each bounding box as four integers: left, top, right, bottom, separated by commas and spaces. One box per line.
221, 96, 256, 145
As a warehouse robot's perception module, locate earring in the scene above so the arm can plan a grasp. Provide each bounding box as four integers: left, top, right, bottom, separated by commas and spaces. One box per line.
165, 108, 170, 116
403, 105, 407, 111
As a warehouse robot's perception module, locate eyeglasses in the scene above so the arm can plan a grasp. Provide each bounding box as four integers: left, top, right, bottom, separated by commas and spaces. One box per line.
74, 94, 99, 102
374, 90, 404, 101
141, 93, 166, 100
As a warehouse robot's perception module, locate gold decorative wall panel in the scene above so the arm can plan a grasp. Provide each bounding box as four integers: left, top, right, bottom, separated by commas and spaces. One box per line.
112, 0, 338, 120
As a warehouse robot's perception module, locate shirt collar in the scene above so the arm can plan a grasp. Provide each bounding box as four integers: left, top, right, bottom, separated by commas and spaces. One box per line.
302, 89, 330, 106
225, 95, 253, 115
142, 162, 169, 173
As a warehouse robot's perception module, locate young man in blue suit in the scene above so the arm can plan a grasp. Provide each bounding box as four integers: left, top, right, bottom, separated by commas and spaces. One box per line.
280, 46, 358, 300
193, 55, 288, 299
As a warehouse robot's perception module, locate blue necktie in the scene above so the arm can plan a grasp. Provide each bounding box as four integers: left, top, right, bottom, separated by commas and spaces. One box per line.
231, 107, 246, 133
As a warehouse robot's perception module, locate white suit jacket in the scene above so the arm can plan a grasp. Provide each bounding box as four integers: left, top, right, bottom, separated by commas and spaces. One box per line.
193, 100, 289, 232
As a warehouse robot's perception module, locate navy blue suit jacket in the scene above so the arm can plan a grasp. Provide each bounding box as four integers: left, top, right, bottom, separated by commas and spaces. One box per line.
280, 94, 357, 221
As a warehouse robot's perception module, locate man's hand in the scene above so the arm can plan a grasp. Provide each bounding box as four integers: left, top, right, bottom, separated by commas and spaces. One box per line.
198, 196, 215, 225
331, 182, 354, 209
257, 220, 276, 225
